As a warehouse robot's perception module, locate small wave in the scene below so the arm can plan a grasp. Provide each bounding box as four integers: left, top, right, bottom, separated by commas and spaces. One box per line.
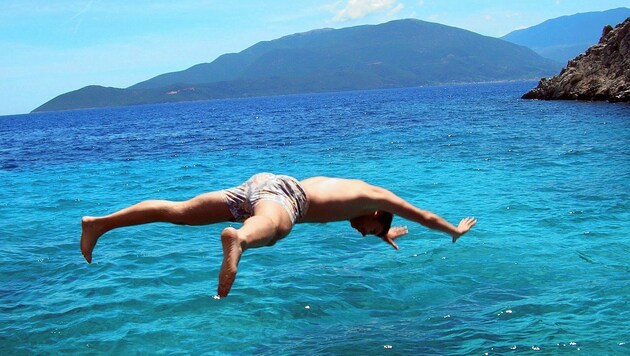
2, 163, 19, 170
577, 251, 595, 264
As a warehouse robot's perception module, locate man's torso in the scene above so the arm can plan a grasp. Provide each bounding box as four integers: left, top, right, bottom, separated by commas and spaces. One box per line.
298, 177, 381, 223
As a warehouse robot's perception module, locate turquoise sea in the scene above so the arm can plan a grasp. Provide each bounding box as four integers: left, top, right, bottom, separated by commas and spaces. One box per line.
1, 82, 629, 354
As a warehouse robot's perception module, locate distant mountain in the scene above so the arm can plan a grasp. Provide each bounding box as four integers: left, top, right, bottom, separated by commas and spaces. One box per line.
34, 19, 559, 112
502, 7, 630, 63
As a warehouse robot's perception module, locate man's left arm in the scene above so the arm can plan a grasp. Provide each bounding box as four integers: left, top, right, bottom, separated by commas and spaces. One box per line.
373, 186, 476, 243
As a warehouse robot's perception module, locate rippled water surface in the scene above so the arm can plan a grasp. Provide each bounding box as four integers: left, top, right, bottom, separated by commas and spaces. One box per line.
1, 82, 629, 354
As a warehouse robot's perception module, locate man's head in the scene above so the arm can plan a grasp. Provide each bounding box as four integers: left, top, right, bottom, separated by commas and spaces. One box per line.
349, 211, 393, 237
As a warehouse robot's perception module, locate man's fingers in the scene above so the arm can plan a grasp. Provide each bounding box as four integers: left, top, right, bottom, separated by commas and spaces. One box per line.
458, 217, 477, 232
376, 227, 406, 249
390, 226, 408, 239
453, 217, 478, 243
464, 217, 477, 229
383, 236, 399, 250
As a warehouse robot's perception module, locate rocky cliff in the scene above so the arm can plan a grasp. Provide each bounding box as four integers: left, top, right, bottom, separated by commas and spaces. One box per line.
522, 17, 630, 102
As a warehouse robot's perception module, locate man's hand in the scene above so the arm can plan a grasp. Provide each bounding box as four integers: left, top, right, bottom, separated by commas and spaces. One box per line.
452, 217, 477, 243
379, 226, 408, 250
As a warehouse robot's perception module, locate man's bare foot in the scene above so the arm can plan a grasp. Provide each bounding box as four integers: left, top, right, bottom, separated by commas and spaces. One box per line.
452, 217, 477, 243
80, 216, 105, 263
218, 227, 244, 297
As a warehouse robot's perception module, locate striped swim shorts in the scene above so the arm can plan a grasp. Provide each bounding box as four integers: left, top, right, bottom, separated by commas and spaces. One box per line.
222, 173, 309, 223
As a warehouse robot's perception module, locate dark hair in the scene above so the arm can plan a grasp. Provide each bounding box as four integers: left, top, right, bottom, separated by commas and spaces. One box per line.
376, 211, 393, 237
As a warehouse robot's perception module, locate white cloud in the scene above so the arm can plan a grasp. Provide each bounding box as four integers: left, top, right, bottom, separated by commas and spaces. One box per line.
388, 3, 405, 17
332, 0, 401, 22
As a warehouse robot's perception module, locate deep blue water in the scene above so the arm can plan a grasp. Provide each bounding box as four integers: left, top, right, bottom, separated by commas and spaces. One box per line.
1, 82, 629, 354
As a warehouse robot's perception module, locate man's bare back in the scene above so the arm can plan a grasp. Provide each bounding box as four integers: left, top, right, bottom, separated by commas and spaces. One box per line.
299, 177, 387, 222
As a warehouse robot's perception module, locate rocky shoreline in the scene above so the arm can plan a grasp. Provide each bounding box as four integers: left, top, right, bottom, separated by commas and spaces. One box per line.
523, 17, 630, 102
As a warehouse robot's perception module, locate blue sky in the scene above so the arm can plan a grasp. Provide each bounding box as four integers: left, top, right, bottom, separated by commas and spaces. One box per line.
1, 0, 628, 116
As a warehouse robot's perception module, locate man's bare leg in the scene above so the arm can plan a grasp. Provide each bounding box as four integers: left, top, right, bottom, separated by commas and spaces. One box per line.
80, 216, 109, 264
218, 227, 244, 298
217, 203, 292, 297
81, 192, 232, 263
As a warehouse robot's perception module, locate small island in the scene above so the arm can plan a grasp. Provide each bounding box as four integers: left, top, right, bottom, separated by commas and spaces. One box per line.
523, 17, 630, 102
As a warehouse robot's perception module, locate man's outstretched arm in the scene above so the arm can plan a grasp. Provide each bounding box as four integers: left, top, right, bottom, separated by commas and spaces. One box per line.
372, 186, 477, 243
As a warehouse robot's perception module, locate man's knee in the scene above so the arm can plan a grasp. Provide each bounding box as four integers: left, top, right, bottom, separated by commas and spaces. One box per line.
265, 228, 290, 246
252, 214, 291, 244
271, 221, 293, 245
254, 203, 293, 231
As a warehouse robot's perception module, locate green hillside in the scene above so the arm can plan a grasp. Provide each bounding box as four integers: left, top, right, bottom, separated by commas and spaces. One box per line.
33, 19, 560, 112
